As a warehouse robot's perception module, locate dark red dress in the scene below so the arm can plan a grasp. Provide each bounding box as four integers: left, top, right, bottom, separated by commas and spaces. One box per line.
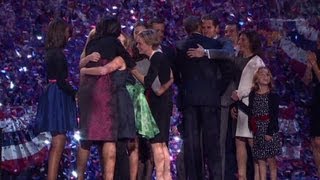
78, 59, 117, 141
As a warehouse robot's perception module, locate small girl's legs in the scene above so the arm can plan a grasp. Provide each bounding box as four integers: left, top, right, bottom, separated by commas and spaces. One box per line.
248, 139, 260, 180
267, 157, 277, 180
257, 159, 267, 180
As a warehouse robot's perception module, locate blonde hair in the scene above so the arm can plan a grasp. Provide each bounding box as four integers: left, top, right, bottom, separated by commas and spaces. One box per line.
80, 28, 96, 59
252, 67, 274, 91
137, 29, 160, 50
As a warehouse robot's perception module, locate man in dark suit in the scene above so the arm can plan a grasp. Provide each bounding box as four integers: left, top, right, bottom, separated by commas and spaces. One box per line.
175, 16, 233, 180
187, 17, 239, 180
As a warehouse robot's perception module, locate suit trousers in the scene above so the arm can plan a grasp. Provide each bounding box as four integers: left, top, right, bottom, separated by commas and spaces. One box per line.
220, 106, 229, 180
224, 110, 237, 180
182, 106, 221, 180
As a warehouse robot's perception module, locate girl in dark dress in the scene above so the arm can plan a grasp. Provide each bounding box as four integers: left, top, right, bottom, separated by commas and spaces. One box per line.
131, 29, 173, 180
303, 38, 320, 176
35, 19, 77, 180
232, 67, 281, 180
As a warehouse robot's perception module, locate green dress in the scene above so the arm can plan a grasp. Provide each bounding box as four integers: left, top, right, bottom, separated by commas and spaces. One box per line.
126, 83, 160, 139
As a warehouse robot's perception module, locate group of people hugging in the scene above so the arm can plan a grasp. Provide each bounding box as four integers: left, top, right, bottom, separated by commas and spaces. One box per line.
35, 13, 320, 180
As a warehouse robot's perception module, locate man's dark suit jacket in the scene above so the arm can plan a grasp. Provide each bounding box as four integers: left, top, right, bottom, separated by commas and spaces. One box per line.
175, 33, 233, 107
160, 43, 180, 83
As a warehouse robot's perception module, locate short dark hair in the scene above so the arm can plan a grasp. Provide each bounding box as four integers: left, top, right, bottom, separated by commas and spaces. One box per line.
226, 21, 240, 32
239, 30, 261, 55
45, 18, 69, 49
147, 17, 165, 28
94, 16, 121, 39
201, 14, 219, 27
183, 16, 201, 34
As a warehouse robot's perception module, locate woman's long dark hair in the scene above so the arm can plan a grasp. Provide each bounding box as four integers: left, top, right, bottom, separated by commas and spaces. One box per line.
239, 30, 262, 56
45, 18, 69, 49
94, 16, 121, 39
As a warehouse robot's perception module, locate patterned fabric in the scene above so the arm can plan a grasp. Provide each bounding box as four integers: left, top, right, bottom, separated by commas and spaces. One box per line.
249, 114, 269, 134
126, 83, 159, 139
1, 106, 51, 174
78, 59, 117, 141
251, 93, 281, 160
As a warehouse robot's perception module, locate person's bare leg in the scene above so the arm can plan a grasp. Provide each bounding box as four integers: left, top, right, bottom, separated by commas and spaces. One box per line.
267, 157, 277, 180
151, 143, 165, 180
248, 138, 260, 180
102, 142, 116, 180
257, 159, 267, 180
236, 138, 247, 180
162, 143, 172, 180
312, 137, 320, 176
77, 141, 91, 180
47, 134, 66, 180
145, 159, 154, 179
146, 142, 155, 179
129, 138, 139, 180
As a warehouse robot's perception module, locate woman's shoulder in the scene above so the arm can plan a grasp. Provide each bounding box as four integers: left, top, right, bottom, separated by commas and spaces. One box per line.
247, 55, 265, 68
252, 54, 262, 60
249, 55, 263, 63
152, 51, 167, 61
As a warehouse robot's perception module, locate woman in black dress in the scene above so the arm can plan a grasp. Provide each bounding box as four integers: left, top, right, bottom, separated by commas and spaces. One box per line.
131, 29, 173, 180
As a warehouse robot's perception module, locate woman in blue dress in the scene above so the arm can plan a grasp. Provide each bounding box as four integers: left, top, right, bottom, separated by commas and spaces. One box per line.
35, 18, 77, 180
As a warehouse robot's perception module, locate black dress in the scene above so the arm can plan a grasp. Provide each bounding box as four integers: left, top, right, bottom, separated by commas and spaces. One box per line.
113, 70, 136, 139
144, 51, 173, 144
